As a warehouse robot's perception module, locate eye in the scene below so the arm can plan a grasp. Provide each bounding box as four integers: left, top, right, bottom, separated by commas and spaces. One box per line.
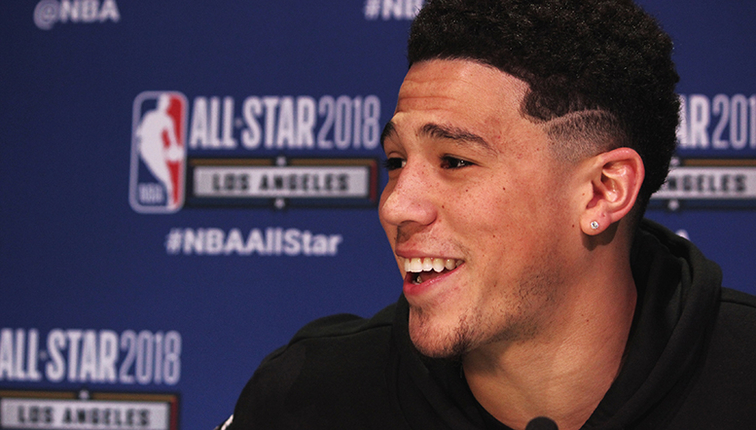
441, 156, 474, 169
383, 157, 406, 171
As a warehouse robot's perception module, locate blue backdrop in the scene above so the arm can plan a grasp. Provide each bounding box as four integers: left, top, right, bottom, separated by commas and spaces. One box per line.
1, 1, 754, 429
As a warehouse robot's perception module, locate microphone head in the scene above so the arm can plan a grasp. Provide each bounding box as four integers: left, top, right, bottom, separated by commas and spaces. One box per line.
525, 416, 559, 430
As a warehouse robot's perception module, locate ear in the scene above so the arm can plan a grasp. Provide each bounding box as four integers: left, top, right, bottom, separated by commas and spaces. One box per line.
580, 147, 644, 235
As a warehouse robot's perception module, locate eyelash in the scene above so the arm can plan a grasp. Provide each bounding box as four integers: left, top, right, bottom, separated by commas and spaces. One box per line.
440, 156, 473, 169
382, 156, 473, 171
383, 158, 406, 171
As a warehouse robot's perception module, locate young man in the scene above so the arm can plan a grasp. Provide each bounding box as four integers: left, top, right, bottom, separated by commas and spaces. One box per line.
219, 1, 756, 428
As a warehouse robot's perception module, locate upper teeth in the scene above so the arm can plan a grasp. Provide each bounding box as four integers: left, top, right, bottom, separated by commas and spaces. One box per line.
404, 257, 462, 273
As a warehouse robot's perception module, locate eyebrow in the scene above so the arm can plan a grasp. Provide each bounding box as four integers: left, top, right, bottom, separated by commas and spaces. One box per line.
421, 123, 493, 152
380, 121, 496, 155
380, 121, 396, 150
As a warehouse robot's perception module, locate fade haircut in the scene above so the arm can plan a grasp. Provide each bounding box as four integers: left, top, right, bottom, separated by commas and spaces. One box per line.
408, 0, 680, 215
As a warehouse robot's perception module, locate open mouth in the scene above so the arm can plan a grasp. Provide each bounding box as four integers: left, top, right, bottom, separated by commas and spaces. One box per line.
404, 257, 463, 284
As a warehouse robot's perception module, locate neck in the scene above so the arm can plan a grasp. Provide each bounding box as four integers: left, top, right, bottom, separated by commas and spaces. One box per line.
462, 254, 637, 430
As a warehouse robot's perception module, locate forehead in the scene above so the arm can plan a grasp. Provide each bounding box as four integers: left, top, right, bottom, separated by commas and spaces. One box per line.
389, 59, 539, 150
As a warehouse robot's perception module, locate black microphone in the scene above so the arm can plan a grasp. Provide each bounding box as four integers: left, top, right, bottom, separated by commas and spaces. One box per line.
525, 416, 559, 430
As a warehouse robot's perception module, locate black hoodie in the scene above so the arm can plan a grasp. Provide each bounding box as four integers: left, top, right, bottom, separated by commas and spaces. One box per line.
222, 220, 756, 429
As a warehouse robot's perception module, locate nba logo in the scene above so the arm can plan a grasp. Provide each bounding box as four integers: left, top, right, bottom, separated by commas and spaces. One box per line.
129, 91, 187, 213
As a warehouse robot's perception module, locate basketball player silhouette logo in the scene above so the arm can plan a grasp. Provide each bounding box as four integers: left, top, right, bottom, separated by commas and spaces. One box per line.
130, 91, 187, 213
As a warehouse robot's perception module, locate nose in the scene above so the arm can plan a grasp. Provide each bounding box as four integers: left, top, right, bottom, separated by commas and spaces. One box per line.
379, 160, 437, 232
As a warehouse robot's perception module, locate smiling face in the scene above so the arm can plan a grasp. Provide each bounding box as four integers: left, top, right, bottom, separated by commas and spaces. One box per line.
379, 59, 584, 358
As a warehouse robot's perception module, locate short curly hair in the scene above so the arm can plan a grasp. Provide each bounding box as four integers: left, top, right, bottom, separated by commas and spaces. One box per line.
408, 0, 680, 214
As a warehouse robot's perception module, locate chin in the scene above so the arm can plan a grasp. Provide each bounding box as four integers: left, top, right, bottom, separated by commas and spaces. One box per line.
408, 309, 474, 360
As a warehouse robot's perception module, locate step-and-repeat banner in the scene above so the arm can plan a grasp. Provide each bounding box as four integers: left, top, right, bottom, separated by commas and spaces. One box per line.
1, 1, 754, 428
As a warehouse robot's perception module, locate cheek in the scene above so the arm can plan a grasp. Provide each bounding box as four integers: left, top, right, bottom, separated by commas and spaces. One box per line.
461, 186, 516, 228
458, 186, 538, 260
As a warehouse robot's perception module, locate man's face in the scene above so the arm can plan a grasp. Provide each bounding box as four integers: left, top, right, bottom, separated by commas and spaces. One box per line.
379, 59, 582, 358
